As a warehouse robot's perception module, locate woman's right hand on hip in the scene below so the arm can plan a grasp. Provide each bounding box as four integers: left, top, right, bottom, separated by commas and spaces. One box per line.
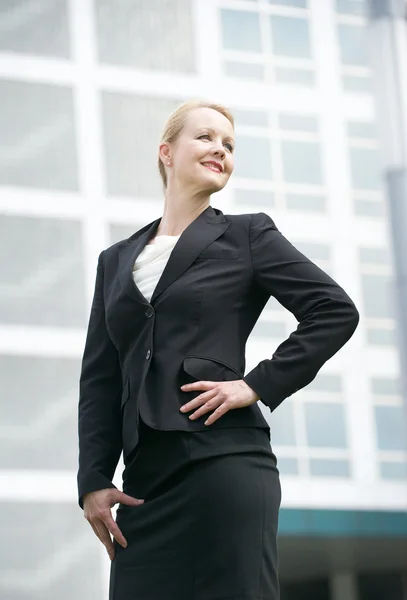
83, 489, 144, 560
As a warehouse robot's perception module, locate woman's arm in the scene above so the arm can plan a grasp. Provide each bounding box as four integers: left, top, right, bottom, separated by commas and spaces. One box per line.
243, 212, 359, 412
77, 251, 122, 509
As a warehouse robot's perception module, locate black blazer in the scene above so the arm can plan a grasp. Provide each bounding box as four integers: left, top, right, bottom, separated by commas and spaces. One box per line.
77, 205, 359, 507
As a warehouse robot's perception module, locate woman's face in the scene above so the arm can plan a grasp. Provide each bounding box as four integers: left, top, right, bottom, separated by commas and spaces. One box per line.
165, 107, 235, 194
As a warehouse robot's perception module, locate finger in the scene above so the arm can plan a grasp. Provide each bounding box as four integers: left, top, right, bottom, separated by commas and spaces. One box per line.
204, 401, 232, 426
103, 514, 128, 549
180, 380, 217, 393
89, 520, 102, 542
189, 394, 222, 421
94, 519, 115, 559
115, 491, 145, 507
180, 387, 218, 413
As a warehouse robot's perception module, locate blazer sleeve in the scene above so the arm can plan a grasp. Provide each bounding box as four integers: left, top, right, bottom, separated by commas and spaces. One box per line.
77, 251, 122, 509
242, 212, 360, 412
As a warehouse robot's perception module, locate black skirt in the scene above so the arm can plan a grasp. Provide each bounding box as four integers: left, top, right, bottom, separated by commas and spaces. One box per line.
109, 418, 281, 600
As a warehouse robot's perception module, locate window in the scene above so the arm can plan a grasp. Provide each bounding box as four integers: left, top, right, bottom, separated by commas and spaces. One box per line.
275, 67, 315, 87
96, 0, 196, 72
354, 199, 385, 217
234, 110, 269, 128
307, 374, 343, 393
338, 24, 369, 67
281, 141, 323, 184
220, 9, 262, 52
224, 61, 265, 81
309, 459, 350, 477
295, 242, 331, 262
347, 122, 377, 139
0, 355, 81, 470
270, 15, 311, 58
252, 320, 286, 339
361, 274, 394, 319
277, 457, 299, 475
234, 189, 275, 207
0, 0, 70, 58
0, 80, 78, 191
102, 93, 181, 198
349, 148, 382, 190
343, 75, 373, 93
0, 502, 102, 599
380, 462, 407, 480
371, 377, 401, 396
286, 194, 326, 212
0, 215, 86, 328
110, 224, 140, 245
336, 0, 367, 17
268, 0, 307, 7
304, 403, 348, 448
359, 247, 390, 266
234, 136, 273, 180
375, 406, 407, 451
279, 114, 318, 133
270, 402, 296, 446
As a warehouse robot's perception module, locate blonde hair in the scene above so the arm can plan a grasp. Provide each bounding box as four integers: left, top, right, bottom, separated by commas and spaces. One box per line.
158, 100, 234, 189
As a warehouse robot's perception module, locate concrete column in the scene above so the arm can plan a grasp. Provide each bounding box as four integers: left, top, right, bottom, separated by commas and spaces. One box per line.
330, 571, 359, 600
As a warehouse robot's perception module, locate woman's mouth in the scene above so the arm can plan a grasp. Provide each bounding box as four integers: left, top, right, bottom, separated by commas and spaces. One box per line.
201, 162, 222, 173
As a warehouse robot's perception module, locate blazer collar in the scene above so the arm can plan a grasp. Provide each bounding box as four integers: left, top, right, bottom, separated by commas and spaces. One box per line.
119, 205, 230, 305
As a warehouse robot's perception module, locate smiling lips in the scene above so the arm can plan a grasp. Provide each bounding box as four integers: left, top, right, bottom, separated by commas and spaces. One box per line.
201, 161, 223, 173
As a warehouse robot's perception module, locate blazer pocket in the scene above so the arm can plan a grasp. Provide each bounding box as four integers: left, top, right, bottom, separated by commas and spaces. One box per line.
121, 378, 130, 408
195, 248, 240, 260
183, 355, 239, 383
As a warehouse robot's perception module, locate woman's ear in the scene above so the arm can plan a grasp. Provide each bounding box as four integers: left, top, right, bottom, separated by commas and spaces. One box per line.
159, 142, 171, 167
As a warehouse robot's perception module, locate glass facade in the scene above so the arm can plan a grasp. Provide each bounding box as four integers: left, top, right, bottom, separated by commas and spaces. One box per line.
1, 0, 406, 597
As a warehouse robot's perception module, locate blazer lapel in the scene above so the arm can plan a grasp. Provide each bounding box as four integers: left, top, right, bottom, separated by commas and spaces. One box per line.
119, 205, 230, 305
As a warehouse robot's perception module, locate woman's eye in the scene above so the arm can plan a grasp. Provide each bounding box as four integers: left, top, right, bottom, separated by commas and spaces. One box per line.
224, 142, 234, 152
198, 134, 210, 140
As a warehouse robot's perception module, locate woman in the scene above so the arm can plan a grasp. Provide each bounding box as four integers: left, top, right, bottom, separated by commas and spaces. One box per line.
77, 100, 359, 600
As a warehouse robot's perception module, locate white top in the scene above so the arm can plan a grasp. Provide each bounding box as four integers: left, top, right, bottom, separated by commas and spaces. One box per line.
132, 235, 181, 302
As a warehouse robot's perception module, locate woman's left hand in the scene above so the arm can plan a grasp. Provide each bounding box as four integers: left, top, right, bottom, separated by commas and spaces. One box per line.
180, 379, 260, 426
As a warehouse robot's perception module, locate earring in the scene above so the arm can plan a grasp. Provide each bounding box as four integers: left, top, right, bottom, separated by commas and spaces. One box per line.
167, 162, 171, 166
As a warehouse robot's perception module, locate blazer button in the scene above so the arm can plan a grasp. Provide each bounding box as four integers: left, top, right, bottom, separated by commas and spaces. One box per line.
145, 307, 154, 318
146, 349, 151, 360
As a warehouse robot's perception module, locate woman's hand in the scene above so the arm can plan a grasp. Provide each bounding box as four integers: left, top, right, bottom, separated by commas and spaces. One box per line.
83, 488, 144, 560
180, 379, 260, 425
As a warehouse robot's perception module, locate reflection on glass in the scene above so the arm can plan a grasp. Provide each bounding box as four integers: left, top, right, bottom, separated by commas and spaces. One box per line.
234, 136, 273, 179
275, 68, 315, 87
0, 356, 80, 470
270, 402, 296, 446
281, 141, 322, 184
0, 80, 78, 191
349, 148, 382, 190
224, 61, 265, 80
361, 274, 394, 319
221, 9, 262, 52
380, 461, 407, 480
336, 0, 367, 17
234, 189, 274, 207
96, 0, 195, 72
268, 0, 307, 6
0, 0, 70, 58
110, 224, 140, 245
270, 16, 311, 58
305, 403, 348, 448
338, 24, 369, 66
234, 109, 269, 127
375, 406, 407, 451
310, 459, 350, 477
0, 215, 86, 327
343, 75, 372, 93
0, 502, 102, 600
277, 457, 299, 475
278, 114, 318, 132
102, 93, 181, 198
286, 194, 326, 212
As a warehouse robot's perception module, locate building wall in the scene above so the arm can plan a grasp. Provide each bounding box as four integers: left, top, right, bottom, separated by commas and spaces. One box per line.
0, 0, 406, 597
